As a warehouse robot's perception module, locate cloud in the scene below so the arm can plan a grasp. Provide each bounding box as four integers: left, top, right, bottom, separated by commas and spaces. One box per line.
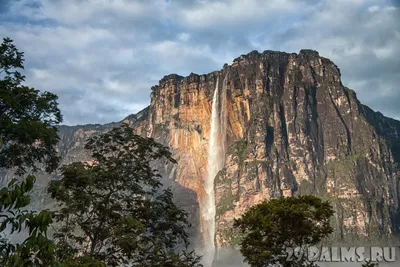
0, 0, 399, 124
263, 0, 400, 119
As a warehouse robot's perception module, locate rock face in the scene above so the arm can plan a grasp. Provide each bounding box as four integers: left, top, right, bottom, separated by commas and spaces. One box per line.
23, 49, 400, 249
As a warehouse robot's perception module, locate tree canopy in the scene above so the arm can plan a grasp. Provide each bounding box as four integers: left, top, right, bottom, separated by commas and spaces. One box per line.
0, 37, 62, 266
234, 195, 334, 267
48, 124, 202, 266
0, 37, 62, 175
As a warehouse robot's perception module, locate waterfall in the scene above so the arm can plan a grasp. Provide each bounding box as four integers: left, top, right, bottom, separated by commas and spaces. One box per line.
203, 76, 227, 266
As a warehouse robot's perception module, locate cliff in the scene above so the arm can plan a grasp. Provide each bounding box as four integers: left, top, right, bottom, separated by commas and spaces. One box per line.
24, 49, 400, 249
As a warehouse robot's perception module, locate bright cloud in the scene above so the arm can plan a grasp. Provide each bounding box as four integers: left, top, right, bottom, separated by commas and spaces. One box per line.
0, 0, 399, 124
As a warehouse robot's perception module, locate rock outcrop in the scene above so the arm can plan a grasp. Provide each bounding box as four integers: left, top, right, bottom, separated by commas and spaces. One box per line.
19, 49, 400, 249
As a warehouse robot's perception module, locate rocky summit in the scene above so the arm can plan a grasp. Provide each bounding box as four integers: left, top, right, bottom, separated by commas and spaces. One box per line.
28, 49, 400, 249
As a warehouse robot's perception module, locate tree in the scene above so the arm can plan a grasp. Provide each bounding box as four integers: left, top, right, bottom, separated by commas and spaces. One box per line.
234, 195, 334, 267
362, 261, 379, 267
0, 37, 62, 175
48, 124, 202, 267
0, 37, 62, 266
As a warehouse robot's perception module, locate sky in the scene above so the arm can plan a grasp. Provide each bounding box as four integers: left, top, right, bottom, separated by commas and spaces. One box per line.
0, 0, 399, 125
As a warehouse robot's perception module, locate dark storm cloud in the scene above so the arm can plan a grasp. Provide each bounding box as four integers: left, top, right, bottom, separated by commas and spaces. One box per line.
0, 0, 398, 124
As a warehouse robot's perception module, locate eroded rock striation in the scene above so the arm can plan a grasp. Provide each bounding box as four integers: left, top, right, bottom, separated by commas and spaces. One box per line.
25, 49, 400, 249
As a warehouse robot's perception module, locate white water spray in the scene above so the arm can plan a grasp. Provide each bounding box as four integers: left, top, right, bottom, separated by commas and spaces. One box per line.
203, 76, 227, 266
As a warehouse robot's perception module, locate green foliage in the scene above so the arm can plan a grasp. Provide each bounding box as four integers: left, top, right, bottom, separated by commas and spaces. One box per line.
48, 124, 202, 266
51, 255, 107, 267
0, 37, 62, 174
298, 179, 314, 195
216, 189, 236, 217
220, 224, 243, 249
215, 168, 238, 217
0, 176, 57, 266
362, 260, 379, 267
326, 154, 360, 187
214, 168, 227, 184
232, 140, 252, 166
234, 195, 334, 267
0, 37, 62, 266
